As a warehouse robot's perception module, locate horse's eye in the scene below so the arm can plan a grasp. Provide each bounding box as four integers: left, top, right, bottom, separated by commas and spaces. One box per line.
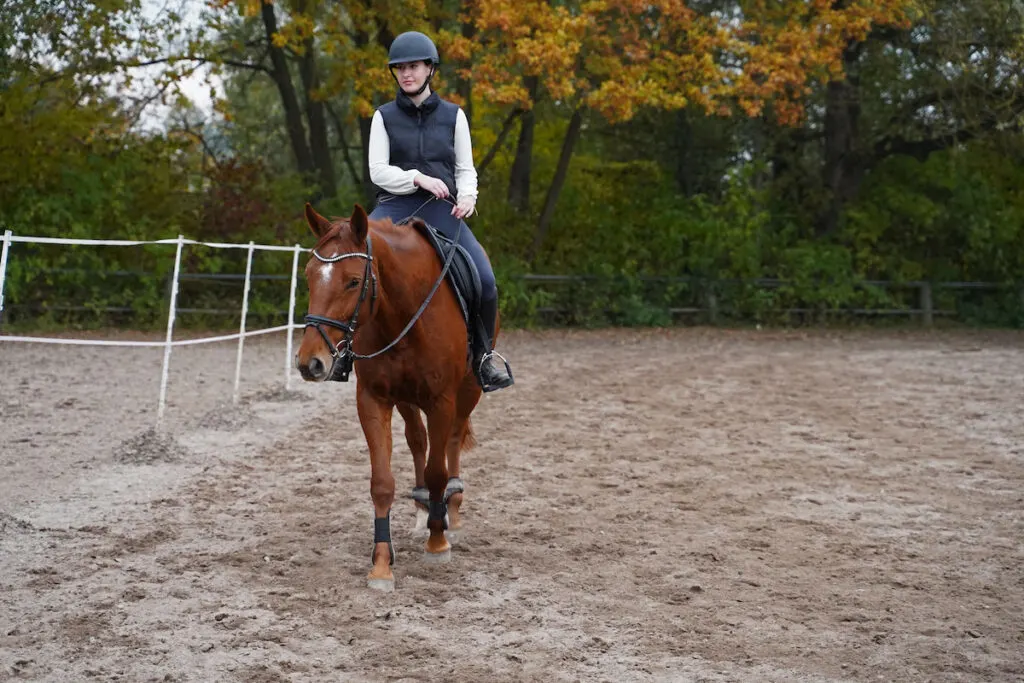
346, 278, 361, 290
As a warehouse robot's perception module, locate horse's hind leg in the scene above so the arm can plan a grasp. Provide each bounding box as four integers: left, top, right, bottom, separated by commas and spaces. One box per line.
397, 402, 428, 533
446, 375, 482, 532
423, 398, 457, 562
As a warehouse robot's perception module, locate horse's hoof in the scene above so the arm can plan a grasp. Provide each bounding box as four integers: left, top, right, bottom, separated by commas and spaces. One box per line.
367, 577, 395, 592
423, 548, 451, 564
367, 564, 394, 591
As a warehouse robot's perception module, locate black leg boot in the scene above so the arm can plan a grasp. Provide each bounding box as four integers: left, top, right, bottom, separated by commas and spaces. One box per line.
474, 296, 514, 392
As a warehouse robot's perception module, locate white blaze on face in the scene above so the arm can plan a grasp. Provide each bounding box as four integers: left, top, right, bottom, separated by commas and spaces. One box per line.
316, 262, 334, 287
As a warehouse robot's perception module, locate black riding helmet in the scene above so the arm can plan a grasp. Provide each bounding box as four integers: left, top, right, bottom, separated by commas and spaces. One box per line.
388, 31, 438, 96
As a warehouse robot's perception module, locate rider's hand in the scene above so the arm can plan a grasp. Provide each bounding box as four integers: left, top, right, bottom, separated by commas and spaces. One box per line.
414, 173, 450, 200
451, 196, 476, 219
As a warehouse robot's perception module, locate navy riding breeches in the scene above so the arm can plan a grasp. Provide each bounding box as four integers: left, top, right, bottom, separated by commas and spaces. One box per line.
370, 192, 497, 303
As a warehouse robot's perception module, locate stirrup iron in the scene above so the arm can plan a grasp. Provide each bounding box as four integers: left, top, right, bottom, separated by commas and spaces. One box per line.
478, 350, 514, 392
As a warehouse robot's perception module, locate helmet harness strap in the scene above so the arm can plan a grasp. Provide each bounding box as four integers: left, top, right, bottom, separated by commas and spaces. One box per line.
390, 62, 436, 97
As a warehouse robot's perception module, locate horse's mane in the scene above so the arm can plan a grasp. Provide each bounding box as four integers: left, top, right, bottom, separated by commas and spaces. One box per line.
314, 214, 427, 258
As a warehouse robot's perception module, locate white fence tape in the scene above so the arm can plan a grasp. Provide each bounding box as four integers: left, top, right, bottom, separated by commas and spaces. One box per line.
0, 325, 295, 347
6, 234, 301, 251
0, 230, 308, 426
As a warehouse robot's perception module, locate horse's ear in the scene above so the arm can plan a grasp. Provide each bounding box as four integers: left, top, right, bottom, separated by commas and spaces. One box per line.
304, 203, 332, 238
350, 203, 369, 244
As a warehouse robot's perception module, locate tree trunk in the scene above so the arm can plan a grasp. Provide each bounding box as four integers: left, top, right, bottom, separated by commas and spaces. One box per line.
477, 108, 524, 177
350, 25, 396, 208
456, 17, 475, 125
531, 108, 584, 260
671, 109, 693, 195
770, 124, 798, 184
325, 101, 362, 189
766, 118, 808, 214
507, 75, 538, 213
299, 34, 336, 199
359, 114, 375, 206
260, 1, 315, 181
818, 39, 865, 236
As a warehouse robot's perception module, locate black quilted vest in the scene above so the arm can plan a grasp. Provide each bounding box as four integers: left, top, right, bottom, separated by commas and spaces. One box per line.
376, 90, 460, 202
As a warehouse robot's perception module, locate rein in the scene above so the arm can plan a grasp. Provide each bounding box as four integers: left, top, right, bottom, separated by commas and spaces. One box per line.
303, 197, 463, 381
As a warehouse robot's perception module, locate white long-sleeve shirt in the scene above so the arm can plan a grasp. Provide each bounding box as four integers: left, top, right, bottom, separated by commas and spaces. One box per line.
367, 106, 478, 200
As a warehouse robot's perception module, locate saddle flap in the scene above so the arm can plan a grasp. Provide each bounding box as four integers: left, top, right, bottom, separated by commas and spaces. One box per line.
404, 218, 482, 324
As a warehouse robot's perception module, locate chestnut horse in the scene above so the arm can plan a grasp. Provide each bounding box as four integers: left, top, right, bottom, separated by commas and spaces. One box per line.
295, 202, 488, 591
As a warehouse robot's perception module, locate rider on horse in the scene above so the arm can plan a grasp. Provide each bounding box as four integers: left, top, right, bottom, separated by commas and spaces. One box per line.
366, 31, 514, 393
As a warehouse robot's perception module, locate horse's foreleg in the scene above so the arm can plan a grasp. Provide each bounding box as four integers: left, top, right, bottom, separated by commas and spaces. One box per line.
357, 389, 396, 591
423, 398, 456, 562
397, 402, 429, 533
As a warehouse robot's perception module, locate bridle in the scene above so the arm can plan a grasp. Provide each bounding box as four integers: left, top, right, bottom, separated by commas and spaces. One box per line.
303, 213, 462, 382
303, 235, 378, 382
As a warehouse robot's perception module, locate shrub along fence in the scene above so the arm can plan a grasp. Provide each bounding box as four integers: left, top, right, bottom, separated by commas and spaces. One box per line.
2, 226, 1021, 331
3, 265, 1021, 330
502, 275, 1024, 328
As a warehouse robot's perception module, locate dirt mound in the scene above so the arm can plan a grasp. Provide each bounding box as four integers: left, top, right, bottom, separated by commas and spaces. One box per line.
113, 427, 189, 465
245, 386, 314, 403
0, 512, 33, 534
194, 402, 254, 430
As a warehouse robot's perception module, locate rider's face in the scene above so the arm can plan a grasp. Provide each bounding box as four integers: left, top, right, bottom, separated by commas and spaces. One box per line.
392, 60, 431, 93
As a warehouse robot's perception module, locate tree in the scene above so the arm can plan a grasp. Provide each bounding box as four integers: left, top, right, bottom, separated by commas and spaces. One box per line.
455, 0, 917, 258
742, 0, 1024, 235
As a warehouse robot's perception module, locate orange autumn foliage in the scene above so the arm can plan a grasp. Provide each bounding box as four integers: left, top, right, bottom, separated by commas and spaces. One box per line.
446, 0, 914, 124
222, 0, 915, 126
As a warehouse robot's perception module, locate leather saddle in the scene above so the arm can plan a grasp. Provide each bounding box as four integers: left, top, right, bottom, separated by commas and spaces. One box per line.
404, 218, 482, 327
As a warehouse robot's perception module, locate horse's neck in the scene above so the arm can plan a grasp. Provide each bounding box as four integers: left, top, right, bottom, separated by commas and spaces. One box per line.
363, 229, 433, 341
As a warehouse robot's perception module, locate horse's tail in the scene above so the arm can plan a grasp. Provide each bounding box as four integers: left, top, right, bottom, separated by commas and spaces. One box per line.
461, 418, 478, 451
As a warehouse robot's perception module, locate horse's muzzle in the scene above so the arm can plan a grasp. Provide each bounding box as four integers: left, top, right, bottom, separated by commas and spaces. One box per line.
296, 354, 328, 382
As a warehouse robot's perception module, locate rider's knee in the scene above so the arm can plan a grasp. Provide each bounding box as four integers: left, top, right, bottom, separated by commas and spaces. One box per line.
479, 274, 497, 302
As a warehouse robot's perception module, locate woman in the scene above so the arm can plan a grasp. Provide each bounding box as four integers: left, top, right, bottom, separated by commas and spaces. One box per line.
367, 30, 514, 393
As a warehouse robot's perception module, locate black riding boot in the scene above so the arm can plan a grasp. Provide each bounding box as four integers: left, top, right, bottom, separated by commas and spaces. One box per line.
474, 296, 514, 392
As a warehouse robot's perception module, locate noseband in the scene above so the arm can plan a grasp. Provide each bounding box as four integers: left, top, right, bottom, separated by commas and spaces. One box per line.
303, 236, 377, 382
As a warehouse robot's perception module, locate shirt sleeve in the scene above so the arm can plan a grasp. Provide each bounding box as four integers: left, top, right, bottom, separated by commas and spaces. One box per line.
454, 108, 478, 201
367, 110, 420, 195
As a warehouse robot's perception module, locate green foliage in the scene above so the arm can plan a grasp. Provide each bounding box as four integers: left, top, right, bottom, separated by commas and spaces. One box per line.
845, 140, 1024, 285
0, 83, 310, 330
2, 0, 1022, 332
469, 130, 1023, 328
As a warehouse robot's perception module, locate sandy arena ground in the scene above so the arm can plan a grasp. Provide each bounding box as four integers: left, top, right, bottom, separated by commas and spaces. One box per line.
1, 327, 1022, 682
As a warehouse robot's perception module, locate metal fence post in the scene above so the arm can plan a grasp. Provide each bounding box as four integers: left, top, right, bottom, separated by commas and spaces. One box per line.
919, 282, 933, 327
232, 242, 256, 405
0, 229, 12, 329
157, 235, 185, 426
285, 243, 301, 391
705, 287, 719, 325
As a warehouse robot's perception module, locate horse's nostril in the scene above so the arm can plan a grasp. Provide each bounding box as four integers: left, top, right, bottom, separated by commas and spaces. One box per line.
309, 357, 325, 377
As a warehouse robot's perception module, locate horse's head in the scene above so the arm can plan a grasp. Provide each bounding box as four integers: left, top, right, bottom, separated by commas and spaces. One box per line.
295, 203, 377, 382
